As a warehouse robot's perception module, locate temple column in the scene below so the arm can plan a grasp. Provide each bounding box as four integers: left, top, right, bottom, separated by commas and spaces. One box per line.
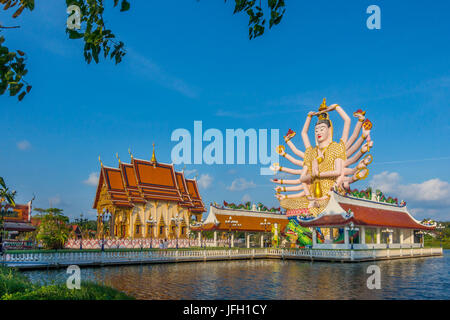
231, 233, 234, 248
260, 233, 264, 248
344, 227, 349, 247
312, 228, 317, 248
245, 232, 250, 248
400, 229, 404, 245
213, 231, 217, 247
198, 231, 202, 247
376, 228, 381, 244
360, 226, 366, 245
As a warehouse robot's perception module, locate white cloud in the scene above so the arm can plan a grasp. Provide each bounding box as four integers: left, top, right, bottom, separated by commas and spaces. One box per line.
227, 178, 256, 191
197, 174, 213, 189
369, 171, 450, 220
128, 50, 198, 98
17, 140, 31, 151
369, 171, 400, 194
241, 194, 251, 202
83, 172, 99, 186
184, 169, 198, 177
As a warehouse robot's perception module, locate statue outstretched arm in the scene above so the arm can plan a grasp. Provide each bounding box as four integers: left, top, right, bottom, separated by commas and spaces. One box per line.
345, 141, 374, 166
282, 152, 303, 167
275, 184, 304, 192
347, 128, 371, 156
276, 191, 306, 200
280, 166, 303, 175
271, 178, 301, 185
301, 113, 314, 149
334, 105, 351, 144
346, 113, 365, 148
286, 140, 305, 158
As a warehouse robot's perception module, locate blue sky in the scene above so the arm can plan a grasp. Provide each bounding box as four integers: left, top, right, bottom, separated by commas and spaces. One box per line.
2, 0, 450, 221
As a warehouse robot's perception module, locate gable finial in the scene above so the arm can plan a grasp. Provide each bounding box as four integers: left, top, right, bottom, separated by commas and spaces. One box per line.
128, 147, 133, 160
116, 152, 121, 165
98, 155, 103, 167
151, 143, 157, 164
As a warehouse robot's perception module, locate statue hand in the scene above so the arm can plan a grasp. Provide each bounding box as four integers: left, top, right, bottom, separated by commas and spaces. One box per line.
275, 194, 286, 200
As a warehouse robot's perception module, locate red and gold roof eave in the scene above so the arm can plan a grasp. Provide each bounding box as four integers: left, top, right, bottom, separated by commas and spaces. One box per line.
93, 157, 206, 212
297, 192, 436, 231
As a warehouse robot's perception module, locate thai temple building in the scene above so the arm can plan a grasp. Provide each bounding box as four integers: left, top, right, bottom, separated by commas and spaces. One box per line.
191, 202, 288, 248
93, 147, 205, 240
1, 203, 35, 238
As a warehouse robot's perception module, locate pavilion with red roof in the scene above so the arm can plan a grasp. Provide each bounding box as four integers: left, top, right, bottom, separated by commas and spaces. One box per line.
291, 190, 436, 249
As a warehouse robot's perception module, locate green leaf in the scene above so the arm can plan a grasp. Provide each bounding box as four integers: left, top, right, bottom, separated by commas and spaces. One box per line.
120, 0, 130, 12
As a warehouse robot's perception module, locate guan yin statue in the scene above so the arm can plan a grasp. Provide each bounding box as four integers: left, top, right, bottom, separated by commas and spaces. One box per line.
271, 98, 374, 218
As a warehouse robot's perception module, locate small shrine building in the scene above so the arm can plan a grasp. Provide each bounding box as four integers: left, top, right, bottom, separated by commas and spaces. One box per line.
192, 203, 289, 248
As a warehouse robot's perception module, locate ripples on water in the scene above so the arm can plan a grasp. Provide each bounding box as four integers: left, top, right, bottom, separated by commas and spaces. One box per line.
23, 250, 449, 300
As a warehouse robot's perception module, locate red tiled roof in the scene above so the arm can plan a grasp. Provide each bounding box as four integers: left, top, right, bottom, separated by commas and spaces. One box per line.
299, 196, 435, 230
92, 157, 205, 212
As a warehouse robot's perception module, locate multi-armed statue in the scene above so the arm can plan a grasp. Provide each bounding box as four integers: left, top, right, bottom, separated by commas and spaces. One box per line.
271, 98, 374, 217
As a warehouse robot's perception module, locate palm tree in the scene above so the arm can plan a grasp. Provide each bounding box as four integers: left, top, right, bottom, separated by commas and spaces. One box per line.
0, 177, 16, 253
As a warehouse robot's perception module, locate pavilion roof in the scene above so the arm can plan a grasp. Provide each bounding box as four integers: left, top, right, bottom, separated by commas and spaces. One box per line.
296, 191, 435, 230
191, 205, 288, 232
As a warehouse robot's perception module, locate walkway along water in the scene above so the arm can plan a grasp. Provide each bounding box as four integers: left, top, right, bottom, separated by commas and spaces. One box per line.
1, 247, 443, 270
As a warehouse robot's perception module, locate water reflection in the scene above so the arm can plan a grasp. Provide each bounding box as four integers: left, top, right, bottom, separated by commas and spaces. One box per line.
23, 250, 449, 300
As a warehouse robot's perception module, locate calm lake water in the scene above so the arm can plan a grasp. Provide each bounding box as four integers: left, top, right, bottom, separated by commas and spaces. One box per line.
23, 250, 449, 300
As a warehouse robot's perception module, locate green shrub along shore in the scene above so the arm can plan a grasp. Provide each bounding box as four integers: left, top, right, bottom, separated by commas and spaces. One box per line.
0, 266, 134, 300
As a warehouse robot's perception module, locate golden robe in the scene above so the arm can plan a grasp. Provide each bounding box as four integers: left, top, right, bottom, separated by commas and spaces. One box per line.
280, 140, 347, 216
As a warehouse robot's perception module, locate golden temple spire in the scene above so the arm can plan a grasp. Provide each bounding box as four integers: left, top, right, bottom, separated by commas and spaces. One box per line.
98, 155, 103, 167
151, 143, 157, 163
116, 152, 121, 165
128, 147, 133, 160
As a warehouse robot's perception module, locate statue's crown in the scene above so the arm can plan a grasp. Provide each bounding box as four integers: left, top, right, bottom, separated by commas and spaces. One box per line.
317, 98, 329, 121
319, 98, 327, 111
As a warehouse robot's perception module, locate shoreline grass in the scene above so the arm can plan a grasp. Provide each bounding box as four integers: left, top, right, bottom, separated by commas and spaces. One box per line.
0, 266, 133, 300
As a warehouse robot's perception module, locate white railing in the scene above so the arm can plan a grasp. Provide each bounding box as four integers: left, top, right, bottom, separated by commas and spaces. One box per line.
2, 247, 442, 268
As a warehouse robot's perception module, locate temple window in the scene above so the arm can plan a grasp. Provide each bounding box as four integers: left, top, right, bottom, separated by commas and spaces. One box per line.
135, 225, 140, 234
393, 229, 401, 243
365, 228, 377, 244
181, 226, 186, 235
159, 226, 164, 235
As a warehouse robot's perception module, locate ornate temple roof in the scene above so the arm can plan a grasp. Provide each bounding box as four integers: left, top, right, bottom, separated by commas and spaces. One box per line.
296, 191, 435, 230
2, 203, 36, 232
185, 179, 206, 213
191, 205, 288, 232
93, 155, 205, 213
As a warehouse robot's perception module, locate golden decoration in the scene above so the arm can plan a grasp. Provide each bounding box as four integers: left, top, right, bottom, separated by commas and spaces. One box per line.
363, 154, 373, 165
276, 145, 285, 155
319, 98, 328, 111
356, 168, 369, 180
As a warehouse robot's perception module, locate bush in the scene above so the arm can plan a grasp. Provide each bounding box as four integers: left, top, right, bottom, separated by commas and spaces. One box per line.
0, 266, 133, 300
0, 266, 33, 297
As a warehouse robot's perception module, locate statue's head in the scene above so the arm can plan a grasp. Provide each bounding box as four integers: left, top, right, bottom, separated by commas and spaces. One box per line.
315, 113, 332, 144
